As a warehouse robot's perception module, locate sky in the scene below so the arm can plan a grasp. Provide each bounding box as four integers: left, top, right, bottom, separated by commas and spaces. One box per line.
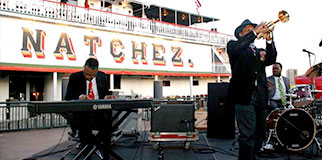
140, 0, 322, 76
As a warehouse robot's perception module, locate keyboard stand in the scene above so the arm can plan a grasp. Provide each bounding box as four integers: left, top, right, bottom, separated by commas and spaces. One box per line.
61, 112, 124, 160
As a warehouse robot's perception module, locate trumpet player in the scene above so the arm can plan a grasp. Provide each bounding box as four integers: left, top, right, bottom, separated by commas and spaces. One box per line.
226, 19, 277, 160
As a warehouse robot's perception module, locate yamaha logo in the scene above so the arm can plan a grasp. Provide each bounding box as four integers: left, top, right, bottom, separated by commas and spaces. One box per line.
93, 104, 98, 110
92, 104, 112, 110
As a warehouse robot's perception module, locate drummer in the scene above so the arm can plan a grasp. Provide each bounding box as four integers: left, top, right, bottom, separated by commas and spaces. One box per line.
267, 62, 290, 111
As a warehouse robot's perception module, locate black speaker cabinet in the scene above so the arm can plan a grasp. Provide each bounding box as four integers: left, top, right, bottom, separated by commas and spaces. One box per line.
207, 83, 235, 139
151, 101, 195, 132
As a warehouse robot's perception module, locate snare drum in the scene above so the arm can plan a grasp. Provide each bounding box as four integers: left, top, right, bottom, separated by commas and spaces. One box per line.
289, 85, 314, 107
266, 108, 316, 151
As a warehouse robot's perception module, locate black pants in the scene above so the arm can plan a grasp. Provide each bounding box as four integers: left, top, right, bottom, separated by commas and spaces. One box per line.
235, 91, 267, 160
65, 111, 112, 159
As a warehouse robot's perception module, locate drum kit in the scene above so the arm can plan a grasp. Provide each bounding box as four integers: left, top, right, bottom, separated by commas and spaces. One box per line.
265, 63, 322, 152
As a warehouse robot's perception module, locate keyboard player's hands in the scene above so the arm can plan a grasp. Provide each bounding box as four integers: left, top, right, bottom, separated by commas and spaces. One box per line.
79, 94, 89, 100
104, 95, 118, 99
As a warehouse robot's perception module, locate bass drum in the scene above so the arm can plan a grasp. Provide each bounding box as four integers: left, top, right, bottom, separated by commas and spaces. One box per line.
275, 108, 316, 151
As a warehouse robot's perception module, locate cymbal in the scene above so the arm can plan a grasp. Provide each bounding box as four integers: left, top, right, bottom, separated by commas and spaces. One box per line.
305, 63, 322, 78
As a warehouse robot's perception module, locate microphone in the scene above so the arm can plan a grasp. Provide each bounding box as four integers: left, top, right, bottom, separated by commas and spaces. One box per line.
303, 49, 315, 55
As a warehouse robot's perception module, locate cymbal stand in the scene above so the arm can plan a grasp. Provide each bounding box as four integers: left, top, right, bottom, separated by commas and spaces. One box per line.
312, 78, 316, 91
308, 51, 312, 68
306, 50, 317, 90
314, 137, 322, 151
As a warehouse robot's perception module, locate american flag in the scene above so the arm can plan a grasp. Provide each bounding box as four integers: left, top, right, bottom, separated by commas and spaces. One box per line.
195, 0, 201, 15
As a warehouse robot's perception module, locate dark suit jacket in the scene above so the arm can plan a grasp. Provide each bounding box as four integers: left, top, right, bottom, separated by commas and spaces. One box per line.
267, 75, 290, 100
64, 70, 113, 146
64, 70, 112, 100
226, 32, 277, 107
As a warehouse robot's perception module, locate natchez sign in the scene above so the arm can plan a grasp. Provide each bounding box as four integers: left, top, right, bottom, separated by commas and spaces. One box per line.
0, 17, 215, 74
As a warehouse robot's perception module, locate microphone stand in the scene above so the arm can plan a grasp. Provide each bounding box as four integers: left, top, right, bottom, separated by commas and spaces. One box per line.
306, 52, 315, 90
308, 52, 312, 68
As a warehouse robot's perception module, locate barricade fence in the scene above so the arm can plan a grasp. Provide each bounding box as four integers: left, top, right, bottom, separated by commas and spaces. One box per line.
0, 97, 207, 132
0, 101, 67, 132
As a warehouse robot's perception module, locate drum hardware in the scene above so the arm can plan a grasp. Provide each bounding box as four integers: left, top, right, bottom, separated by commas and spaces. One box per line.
285, 94, 297, 98
266, 84, 322, 151
300, 131, 310, 139
311, 90, 322, 93
263, 129, 276, 150
266, 130, 274, 143
311, 90, 322, 100
315, 119, 322, 134
285, 93, 297, 98
262, 142, 274, 150
278, 115, 310, 139
315, 119, 322, 126
302, 103, 316, 111
305, 63, 322, 78
314, 137, 322, 151
289, 85, 314, 108
305, 63, 322, 94
286, 103, 295, 109
266, 108, 316, 151
285, 94, 296, 109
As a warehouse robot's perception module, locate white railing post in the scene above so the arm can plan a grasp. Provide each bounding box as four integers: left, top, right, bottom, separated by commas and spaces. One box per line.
53, 72, 58, 101
0, 0, 234, 46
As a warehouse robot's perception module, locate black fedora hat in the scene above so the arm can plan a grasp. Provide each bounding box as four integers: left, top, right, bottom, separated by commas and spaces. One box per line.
234, 19, 257, 39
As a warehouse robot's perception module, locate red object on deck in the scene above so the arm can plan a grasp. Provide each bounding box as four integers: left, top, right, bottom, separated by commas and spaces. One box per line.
295, 76, 322, 99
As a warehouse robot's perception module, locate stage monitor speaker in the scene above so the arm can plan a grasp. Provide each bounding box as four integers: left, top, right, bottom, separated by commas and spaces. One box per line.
151, 102, 195, 132
207, 83, 235, 139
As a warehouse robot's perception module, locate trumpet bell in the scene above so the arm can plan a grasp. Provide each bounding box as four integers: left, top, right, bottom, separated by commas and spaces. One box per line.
278, 10, 290, 23
257, 10, 289, 40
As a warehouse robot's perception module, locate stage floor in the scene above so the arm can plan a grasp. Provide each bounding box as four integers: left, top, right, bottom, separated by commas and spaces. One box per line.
3, 128, 321, 160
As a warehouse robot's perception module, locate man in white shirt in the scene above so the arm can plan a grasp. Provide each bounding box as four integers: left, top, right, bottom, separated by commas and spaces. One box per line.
267, 62, 290, 111
65, 58, 116, 158
65, 58, 115, 100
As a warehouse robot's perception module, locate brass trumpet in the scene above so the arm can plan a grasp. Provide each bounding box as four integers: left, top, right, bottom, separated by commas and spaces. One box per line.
257, 10, 290, 39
